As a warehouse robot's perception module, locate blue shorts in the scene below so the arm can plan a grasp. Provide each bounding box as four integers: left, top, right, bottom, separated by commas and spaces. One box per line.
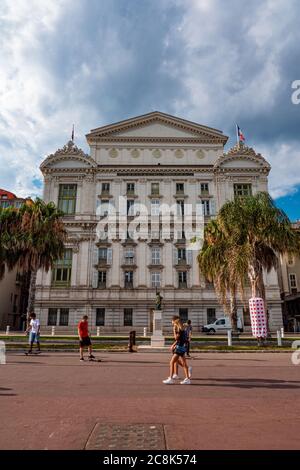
29, 332, 40, 343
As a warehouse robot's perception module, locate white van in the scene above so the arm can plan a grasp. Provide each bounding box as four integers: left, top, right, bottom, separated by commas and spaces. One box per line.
202, 317, 243, 334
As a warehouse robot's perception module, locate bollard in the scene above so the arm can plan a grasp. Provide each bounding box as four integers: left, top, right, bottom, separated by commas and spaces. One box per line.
0, 341, 6, 364
143, 327, 147, 337
281, 327, 284, 339
6, 326, 10, 336
277, 330, 282, 346
128, 330, 136, 352
227, 329, 232, 346
97, 327, 100, 337
51, 326, 55, 336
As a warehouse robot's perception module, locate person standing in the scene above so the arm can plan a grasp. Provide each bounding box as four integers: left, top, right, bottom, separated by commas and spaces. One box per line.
25, 312, 41, 355
163, 317, 191, 385
185, 320, 193, 358
78, 315, 95, 361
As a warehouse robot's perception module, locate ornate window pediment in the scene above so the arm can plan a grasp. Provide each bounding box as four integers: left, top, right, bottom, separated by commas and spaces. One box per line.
40, 140, 97, 172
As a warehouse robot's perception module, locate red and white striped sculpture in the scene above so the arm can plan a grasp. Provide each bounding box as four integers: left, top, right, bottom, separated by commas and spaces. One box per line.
249, 297, 267, 338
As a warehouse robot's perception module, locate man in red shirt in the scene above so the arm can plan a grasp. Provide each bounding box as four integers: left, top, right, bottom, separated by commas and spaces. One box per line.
78, 315, 95, 361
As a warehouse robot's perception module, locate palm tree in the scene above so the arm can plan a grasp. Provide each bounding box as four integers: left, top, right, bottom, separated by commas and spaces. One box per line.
209, 192, 300, 336
0, 199, 66, 322
18, 199, 67, 316
198, 219, 246, 334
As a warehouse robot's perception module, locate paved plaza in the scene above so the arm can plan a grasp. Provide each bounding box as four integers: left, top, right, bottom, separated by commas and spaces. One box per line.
0, 352, 299, 450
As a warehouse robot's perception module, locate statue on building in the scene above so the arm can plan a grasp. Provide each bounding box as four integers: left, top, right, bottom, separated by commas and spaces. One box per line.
155, 291, 163, 310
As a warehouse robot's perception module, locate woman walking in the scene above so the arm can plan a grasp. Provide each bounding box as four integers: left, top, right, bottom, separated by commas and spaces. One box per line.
163, 316, 191, 385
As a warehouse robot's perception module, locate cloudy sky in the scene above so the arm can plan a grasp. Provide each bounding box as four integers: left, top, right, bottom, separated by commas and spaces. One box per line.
0, 0, 299, 219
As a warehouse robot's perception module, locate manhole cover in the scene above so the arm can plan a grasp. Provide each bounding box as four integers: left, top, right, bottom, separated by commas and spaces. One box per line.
86, 424, 166, 450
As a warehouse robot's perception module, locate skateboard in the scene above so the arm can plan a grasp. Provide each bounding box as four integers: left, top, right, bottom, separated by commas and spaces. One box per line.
25, 351, 42, 356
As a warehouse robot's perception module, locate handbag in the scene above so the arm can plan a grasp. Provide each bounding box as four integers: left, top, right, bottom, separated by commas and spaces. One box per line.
175, 344, 187, 355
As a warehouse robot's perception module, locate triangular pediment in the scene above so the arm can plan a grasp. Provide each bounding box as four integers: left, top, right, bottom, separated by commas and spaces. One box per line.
40, 141, 96, 172
86, 111, 228, 144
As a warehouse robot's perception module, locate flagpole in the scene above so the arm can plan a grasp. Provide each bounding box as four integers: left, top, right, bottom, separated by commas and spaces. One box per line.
71, 124, 74, 142
235, 124, 239, 146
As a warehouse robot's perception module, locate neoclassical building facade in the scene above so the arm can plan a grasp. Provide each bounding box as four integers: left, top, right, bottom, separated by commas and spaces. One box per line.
35, 111, 283, 332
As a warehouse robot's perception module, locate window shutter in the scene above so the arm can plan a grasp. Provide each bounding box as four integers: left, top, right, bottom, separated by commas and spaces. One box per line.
187, 250, 193, 265
107, 248, 112, 264
93, 246, 99, 265
173, 248, 178, 265
92, 270, 99, 289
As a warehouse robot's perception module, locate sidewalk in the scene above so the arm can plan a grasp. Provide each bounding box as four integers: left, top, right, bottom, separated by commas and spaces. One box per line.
1, 352, 300, 450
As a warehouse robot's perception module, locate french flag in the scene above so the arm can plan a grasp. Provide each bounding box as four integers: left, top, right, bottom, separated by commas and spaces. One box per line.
236, 124, 245, 142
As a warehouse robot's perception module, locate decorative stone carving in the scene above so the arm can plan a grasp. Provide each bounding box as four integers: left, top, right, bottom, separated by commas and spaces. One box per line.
152, 149, 161, 159
196, 149, 205, 159
131, 149, 140, 158
109, 148, 118, 158
175, 149, 184, 159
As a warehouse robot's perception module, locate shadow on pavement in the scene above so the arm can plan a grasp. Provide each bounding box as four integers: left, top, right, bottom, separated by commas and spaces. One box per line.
191, 377, 300, 389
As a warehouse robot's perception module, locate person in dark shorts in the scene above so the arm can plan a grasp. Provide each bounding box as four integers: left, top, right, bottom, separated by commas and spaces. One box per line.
185, 319, 193, 357
78, 315, 95, 361
163, 317, 191, 385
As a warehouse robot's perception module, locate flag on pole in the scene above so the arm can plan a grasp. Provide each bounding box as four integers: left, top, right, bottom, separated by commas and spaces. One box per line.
71, 124, 74, 142
236, 124, 245, 143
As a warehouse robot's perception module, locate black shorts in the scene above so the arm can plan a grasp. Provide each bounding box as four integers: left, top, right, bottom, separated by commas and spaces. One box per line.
79, 336, 91, 347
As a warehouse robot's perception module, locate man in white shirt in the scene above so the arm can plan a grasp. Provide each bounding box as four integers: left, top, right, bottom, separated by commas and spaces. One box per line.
25, 312, 41, 355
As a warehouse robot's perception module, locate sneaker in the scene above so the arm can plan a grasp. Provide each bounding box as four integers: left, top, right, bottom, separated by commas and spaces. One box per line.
163, 377, 174, 384
172, 374, 180, 380
80, 357, 84, 361
180, 378, 191, 385
188, 366, 192, 379
88, 354, 95, 359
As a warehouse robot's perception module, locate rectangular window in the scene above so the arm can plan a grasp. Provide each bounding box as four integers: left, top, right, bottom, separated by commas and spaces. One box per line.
125, 271, 133, 288
151, 199, 160, 216
58, 184, 77, 214
289, 274, 297, 293
52, 249, 72, 287
179, 308, 188, 323
151, 272, 161, 288
124, 248, 135, 265
98, 271, 107, 288
59, 308, 69, 326
151, 247, 161, 265
234, 184, 252, 197
98, 248, 107, 264
127, 183, 135, 194
96, 308, 105, 326
201, 183, 209, 194
127, 199, 134, 215
124, 308, 133, 326
102, 183, 110, 194
177, 200, 184, 216
178, 271, 187, 288
48, 308, 58, 326
207, 308, 216, 324
177, 248, 186, 263
176, 183, 184, 194
201, 200, 210, 216
151, 183, 159, 195
100, 200, 109, 216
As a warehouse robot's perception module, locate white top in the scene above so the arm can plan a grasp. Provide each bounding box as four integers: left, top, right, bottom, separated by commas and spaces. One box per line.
30, 319, 40, 334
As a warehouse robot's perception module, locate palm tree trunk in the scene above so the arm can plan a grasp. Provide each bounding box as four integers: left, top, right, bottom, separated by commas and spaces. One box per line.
230, 287, 239, 337
27, 270, 37, 326
258, 270, 271, 338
